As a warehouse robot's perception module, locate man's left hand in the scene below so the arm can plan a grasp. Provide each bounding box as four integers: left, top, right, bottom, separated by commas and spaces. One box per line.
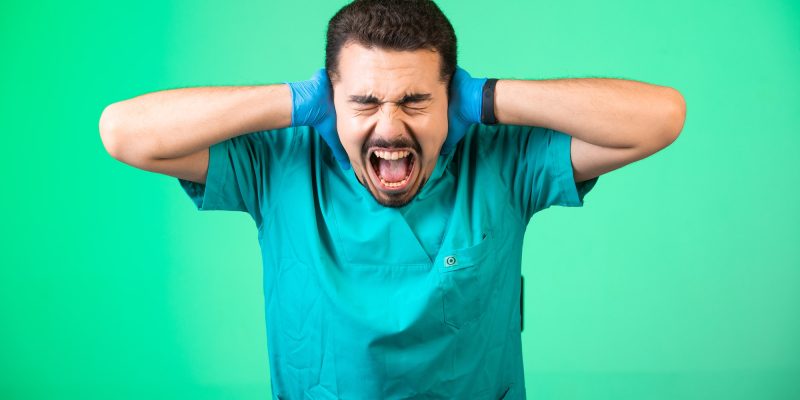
442, 66, 488, 154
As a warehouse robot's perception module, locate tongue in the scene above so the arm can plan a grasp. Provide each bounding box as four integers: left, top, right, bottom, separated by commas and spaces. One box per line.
378, 157, 410, 182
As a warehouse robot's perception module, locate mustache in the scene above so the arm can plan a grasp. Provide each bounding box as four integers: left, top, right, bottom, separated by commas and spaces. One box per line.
361, 137, 422, 155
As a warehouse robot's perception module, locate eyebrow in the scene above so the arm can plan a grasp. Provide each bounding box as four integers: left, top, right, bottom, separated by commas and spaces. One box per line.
348, 93, 432, 105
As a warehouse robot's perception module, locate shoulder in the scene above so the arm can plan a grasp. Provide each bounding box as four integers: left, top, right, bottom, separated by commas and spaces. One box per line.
462, 124, 549, 163
257, 126, 342, 175
249, 126, 304, 150
473, 123, 543, 147
233, 126, 318, 165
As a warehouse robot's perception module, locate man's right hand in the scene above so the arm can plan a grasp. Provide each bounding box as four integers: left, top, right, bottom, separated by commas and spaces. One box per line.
287, 69, 351, 170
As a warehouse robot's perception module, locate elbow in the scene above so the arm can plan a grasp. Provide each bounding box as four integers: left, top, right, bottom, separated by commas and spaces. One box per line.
660, 87, 686, 147
99, 103, 125, 160
636, 88, 686, 156
99, 103, 154, 164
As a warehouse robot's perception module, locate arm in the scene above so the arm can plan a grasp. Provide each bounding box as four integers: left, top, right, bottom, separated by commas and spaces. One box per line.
493, 78, 686, 182
98, 84, 292, 184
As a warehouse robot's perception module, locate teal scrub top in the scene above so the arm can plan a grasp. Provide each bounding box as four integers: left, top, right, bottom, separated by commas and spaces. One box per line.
179, 124, 598, 400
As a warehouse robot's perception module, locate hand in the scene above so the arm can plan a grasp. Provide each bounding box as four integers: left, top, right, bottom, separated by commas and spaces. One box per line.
442, 66, 487, 155
287, 68, 351, 170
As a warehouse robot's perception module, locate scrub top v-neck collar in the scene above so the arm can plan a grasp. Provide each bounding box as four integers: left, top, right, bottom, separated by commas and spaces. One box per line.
334, 149, 458, 264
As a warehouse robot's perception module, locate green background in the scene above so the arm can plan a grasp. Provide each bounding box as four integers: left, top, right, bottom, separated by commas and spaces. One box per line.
2, 0, 798, 398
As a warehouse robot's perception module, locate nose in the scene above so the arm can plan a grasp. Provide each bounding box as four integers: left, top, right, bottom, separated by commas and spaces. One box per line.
373, 103, 405, 139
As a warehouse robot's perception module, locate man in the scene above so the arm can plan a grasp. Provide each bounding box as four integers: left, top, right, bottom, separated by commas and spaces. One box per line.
99, 0, 686, 398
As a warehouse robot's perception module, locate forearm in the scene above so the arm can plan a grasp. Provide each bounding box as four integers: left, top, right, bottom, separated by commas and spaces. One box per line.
99, 84, 292, 160
494, 78, 686, 149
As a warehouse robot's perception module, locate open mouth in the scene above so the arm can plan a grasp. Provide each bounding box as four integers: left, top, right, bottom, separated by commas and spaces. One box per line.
367, 147, 417, 193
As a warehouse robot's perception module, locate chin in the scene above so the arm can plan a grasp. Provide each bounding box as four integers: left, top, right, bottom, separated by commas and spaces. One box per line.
371, 188, 419, 208
352, 162, 431, 208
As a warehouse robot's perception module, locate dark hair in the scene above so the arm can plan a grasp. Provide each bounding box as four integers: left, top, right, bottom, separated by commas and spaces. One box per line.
325, 0, 457, 84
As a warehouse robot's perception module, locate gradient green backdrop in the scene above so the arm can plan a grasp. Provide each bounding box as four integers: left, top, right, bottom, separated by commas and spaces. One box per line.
2, 0, 798, 399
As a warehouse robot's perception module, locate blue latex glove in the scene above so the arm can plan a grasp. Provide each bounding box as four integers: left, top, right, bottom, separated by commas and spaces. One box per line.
287, 68, 351, 170
442, 66, 488, 155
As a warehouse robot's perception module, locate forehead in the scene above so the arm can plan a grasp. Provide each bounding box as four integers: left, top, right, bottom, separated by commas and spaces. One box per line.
335, 42, 445, 96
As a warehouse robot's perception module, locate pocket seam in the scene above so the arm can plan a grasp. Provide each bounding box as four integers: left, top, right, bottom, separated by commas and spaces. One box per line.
438, 229, 493, 272
439, 229, 493, 329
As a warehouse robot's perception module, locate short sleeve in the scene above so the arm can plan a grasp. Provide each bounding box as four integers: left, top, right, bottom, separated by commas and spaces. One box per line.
177, 128, 298, 228
480, 125, 598, 221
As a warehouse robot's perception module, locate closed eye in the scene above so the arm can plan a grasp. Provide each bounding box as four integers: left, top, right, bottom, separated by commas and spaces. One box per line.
348, 93, 432, 113
403, 104, 427, 111
401, 102, 427, 108
352, 106, 380, 116
356, 104, 425, 111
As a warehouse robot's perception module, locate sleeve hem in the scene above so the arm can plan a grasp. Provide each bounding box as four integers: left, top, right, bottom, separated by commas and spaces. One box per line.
177, 141, 230, 210
551, 132, 598, 207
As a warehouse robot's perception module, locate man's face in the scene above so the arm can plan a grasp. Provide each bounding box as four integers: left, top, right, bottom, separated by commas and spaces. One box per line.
331, 42, 449, 208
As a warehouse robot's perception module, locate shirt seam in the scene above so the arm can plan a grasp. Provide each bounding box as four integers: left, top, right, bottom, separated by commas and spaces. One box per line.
204, 141, 229, 210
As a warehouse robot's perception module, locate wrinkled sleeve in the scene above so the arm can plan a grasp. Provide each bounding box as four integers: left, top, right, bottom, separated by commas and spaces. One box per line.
485, 125, 598, 221
177, 128, 297, 228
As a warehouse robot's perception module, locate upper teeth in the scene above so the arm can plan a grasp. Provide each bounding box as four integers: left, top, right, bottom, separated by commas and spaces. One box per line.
374, 150, 410, 160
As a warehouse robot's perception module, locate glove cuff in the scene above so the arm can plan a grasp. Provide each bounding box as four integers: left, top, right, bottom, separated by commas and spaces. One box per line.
480, 79, 499, 125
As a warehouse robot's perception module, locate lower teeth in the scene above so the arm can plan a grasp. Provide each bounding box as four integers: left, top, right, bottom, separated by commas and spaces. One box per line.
377, 159, 414, 188
380, 176, 408, 187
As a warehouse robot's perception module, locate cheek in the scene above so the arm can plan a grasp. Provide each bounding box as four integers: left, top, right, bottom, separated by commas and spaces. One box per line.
336, 117, 369, 156
415, 110, 449, 152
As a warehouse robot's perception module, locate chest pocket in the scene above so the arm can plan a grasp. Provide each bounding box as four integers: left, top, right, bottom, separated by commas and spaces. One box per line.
437, 229, 494, 329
